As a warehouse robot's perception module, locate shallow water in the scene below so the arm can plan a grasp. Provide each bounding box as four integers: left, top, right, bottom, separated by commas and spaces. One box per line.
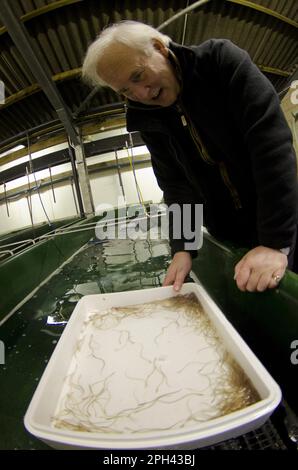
47, 236, 170, 325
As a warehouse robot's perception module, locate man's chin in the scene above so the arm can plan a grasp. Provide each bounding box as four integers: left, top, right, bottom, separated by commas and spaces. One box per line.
155, 95, 177, 107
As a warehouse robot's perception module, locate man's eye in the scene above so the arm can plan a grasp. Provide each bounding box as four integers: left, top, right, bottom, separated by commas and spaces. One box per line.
131, 72, 144, 83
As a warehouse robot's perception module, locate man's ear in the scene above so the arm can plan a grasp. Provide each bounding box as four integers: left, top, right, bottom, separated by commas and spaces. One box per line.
152, 39, 169, 57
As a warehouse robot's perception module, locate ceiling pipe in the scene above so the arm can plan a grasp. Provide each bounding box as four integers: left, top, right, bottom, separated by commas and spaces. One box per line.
157, 0, 211, 31
73, 87, 100, 119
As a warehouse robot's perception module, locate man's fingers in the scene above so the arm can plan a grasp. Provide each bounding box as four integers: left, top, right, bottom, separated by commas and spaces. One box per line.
162, 271, 176, 287
256, 271, 273, 292
234, 247, 287, 292
268, 270, 285, 289
234, 258, 244, 279
234, 265, 251, 291
173, 270, 187, 292
163, 269, 186, 291
163, 251, 192, 291
245, 269, 265, 292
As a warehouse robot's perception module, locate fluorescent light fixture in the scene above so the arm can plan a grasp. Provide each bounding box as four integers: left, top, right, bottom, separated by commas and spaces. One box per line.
0, 144, 26, 158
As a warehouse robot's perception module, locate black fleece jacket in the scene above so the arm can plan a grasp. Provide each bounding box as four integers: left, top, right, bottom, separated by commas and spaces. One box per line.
126, 39, 298, 257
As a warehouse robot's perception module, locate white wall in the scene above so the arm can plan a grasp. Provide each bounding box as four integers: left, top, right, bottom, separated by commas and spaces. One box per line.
91, 165, 163, 212
0, 180, 79, 234
0, 138, 163, 235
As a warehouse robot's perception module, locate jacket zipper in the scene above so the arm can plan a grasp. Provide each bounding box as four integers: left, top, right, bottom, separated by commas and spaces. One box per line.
178, 105, 214, 165
179, 105, 242, 209
218, 161, 242, 209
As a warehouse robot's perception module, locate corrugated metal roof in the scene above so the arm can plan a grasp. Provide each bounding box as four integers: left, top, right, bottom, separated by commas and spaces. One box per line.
0, 0, 297, 151
244, 0, 297, 21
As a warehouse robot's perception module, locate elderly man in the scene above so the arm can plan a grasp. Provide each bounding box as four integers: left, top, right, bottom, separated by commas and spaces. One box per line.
82, 21, 298, 292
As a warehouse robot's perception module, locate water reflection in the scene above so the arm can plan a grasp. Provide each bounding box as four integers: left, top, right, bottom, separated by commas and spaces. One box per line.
46, 233, 170, 326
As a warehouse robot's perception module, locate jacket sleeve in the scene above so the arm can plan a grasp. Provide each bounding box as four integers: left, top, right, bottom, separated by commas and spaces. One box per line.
141, 130, 202, 258
212, 39, 298, 249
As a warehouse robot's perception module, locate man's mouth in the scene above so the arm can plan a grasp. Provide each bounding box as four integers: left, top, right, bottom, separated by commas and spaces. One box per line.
151, 89, 162, 100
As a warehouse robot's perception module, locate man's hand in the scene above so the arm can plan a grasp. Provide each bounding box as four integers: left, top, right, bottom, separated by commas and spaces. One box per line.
234, 245, 288, 292
163, 251, 192, 292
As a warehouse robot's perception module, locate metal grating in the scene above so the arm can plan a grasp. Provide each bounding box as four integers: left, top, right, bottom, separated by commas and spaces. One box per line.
203, 418, 287, 450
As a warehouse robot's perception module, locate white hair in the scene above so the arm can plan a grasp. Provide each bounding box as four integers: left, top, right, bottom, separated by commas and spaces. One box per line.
82, 21, 171, 87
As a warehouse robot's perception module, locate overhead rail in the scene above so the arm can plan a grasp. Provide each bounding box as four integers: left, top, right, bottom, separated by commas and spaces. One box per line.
0, 219, 80, 259
0, 214, 83, 250
38, 213, 167, 241
225, 0, 298, 29
0, 238, 36, 250
0, 211, 167, 261
0, 249, 14, 259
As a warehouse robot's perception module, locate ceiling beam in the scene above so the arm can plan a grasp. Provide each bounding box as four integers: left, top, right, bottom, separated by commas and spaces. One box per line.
225, 0, 298, 28
0, 102, 125, 155
0, 116, 126, 166
258, 65, 291, 77
0, 1, 79, 145
0, 68, 82, 110
0, 0, 83, 37
0, 131, 147, 186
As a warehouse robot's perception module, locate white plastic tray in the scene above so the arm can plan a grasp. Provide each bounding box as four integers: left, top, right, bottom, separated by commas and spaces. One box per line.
24, 283, 281, 449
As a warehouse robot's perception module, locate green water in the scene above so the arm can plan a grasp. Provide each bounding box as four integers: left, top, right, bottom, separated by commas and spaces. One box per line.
0, 235, 171, 449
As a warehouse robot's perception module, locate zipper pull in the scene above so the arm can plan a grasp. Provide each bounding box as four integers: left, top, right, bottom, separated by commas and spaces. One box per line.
181, 114, 187, 127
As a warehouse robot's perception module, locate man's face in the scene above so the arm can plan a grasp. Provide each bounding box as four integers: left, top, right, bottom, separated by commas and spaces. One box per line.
97, 41, 180, 107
